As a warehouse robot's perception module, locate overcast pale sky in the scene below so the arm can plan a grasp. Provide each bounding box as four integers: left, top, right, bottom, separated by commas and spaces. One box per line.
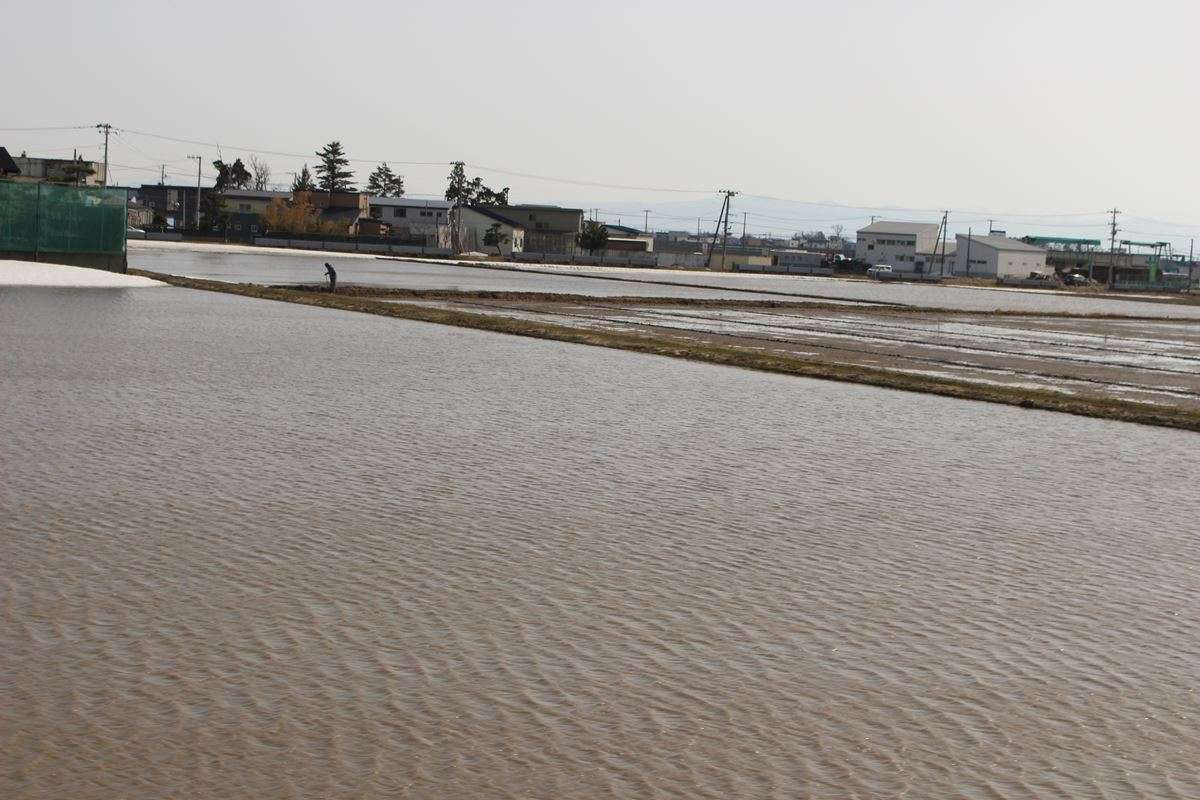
4, 0, 1199, 242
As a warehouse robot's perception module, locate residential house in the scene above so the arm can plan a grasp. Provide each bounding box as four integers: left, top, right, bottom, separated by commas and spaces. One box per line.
458, 206, 525, 255
221, 188, 291, 240
603, 223, 654, 253
137, 183, 209, 229
10, 153, 106, 185
481, 204, 584, 254
369, 197, 451, 246
0, 147, 19, 177
357, 217, 392, 237
952, 234, 1049, 278
854, 221, 942, 270
307, 191, 371, 235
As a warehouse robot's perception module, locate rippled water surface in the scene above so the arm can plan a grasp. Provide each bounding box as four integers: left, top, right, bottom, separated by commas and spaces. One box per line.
3, 286, 1200, 799
129, 241, 1200, 317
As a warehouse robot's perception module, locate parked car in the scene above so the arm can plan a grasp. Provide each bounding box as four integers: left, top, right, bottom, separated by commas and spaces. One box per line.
866, 264, 893, 278
1063, 272, 1093, 286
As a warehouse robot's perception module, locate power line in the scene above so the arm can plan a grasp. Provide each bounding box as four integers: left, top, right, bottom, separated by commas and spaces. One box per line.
0, 125, 94, 132
119, 127, 448, 167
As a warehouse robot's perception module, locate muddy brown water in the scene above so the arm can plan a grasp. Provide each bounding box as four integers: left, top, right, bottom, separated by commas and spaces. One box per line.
3, 286, 1199, 799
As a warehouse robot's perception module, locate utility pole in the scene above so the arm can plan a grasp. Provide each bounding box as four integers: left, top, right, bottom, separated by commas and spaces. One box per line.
936, 211, 950, 276
742, 211, 747, 240
96, 123, 113, 187
697, 217, 701, 237
870, 215, 878, 224
159, 165, 166, 186
1107, 208, 1120, 288
964, 227, 972, 276
643, 209, 651, 234
187, 155, 202, 230
704, 190, 737, 270
1190, 239, 1195, 287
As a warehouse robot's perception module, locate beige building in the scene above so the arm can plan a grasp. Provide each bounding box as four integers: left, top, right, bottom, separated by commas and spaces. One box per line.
220, 189, 291, 215
855, 221, 941, 270
458, 206, 525, 255
483, 204, 584, 253
603, 224, 654, 253
953, 234, 1049, 278
369, 197, 451, 246
11, 154, 106, 185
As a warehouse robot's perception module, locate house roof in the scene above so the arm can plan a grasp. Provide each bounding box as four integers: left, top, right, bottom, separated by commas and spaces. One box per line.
604, 223, 643, 235
504, 204, 585, 213
465, 205, 526, 230
956, 234, 1045, 253
0, 146, 18, 175
369, 196, 451, 209
221, 189, 291, 199
858, 221, 941, 235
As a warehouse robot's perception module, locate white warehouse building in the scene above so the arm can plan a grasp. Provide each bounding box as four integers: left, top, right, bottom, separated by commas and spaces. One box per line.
855, 221, 942, 271
952, 234, 1049, 278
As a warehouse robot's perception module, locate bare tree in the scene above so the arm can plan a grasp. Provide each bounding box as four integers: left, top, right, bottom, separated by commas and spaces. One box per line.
830, 224, 845, 240
248, 154, 272, 191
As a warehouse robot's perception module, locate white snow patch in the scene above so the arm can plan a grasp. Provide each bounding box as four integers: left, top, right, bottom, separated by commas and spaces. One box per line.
0, 260, 165, 288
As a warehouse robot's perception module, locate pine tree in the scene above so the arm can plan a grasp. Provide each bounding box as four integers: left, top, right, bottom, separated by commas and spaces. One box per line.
291, 164, 316, 193
366, 162, 404, 197
314, 141, 354, 194
578, 220, 608, 254
444, 162, 506, 206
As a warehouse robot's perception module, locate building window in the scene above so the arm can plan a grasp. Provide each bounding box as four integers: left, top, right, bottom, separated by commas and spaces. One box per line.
394, 208, 406, 218
867, 244, 874, 250
251, 225, 258, 233
239, 203, 251, 212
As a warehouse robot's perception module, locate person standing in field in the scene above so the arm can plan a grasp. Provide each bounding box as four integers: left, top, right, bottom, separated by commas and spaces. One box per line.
324, 262, 337, 293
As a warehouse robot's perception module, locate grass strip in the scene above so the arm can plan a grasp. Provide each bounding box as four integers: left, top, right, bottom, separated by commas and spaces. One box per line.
133, 269, 1200, 433
279, 283, 1197, 321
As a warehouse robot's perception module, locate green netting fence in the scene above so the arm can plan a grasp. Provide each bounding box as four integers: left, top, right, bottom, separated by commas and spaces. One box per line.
0, 180, 126, 255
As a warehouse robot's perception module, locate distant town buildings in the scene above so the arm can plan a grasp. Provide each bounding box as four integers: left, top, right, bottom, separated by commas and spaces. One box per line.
5, 151, 106, 186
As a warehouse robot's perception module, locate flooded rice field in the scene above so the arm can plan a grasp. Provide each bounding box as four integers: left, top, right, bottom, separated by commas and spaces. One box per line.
3, 283, 1199, 799
128, 241, 802, 302
394, 297, 1200, 410
129, 241, 1200, 317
